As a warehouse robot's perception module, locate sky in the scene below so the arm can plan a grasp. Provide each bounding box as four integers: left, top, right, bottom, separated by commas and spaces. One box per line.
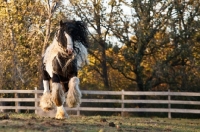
63, 0, 132, 15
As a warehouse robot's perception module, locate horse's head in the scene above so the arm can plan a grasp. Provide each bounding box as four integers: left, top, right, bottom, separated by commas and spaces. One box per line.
57, 20, 89, 54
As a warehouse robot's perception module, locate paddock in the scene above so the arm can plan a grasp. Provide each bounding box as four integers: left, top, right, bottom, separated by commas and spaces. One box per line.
1, 112, 200, 131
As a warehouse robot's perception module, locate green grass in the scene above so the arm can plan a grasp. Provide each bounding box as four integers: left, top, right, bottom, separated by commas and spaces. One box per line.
0, 113, 200, 132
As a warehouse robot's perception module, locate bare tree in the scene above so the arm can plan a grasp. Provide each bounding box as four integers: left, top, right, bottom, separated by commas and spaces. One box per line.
67, 0, 120, 89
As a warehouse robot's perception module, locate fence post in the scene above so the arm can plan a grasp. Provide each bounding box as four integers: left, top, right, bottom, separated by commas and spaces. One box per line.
15, 93, 20, 113
121, 89, 124, 117
168, 89, 171, 119
77, 105, 80, 116
35, 87, 38, 114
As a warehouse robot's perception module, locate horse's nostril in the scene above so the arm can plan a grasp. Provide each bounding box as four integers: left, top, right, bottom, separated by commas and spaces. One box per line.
67, 49, 73, 55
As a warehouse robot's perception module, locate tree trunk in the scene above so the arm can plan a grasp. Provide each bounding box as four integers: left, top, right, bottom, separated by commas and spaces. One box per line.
10, 25, 20, 113
101, 41, 109, 89
94, 0, 110, 89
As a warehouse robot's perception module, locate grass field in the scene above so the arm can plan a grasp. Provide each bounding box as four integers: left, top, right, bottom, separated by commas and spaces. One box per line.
0, 113, 200, 132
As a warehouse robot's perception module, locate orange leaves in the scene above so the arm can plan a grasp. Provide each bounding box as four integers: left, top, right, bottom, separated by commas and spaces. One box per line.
154, 32, 164, 40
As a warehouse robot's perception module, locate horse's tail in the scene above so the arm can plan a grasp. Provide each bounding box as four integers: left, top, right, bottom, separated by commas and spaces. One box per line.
66, 77, 82, 108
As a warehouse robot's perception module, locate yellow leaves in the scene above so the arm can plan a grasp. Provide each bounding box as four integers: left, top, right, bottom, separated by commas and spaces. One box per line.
117, 54, 124, 60
87, 55, 96, 66
194, 32, 200, 43
0, 11, 7, 18
120, 45, 127, 50
154, 32, 164, 40
70, 0, 82, 5
108, 0, 117, 6
130, 35, 137, 43
20, 59, 23, 63
107, 47, 125, 62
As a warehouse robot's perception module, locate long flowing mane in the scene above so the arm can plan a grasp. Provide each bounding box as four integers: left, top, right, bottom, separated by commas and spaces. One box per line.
57, 20, 89, 49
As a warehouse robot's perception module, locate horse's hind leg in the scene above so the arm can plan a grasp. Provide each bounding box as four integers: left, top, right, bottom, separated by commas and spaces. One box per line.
51, 82, 65, 106
51, 73, 68, 119
66, 77, 82, 108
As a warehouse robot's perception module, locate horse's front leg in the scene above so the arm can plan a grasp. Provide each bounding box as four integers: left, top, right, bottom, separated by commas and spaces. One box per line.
40, 68, 54, 111
55, 105, 69, 119
43, 80, 50, 94
42, 63, 51, 94
52, 73, 68, 119
51, 82, 65, 106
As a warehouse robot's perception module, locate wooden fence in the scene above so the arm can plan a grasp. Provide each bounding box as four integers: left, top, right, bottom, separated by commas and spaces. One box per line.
0, 88, 200, 118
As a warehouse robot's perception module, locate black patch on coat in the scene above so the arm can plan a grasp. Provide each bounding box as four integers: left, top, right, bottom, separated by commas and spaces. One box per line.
52, 52, 77, 78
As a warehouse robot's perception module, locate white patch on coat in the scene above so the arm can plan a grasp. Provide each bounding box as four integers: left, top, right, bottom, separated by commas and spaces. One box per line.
43, 39, 66, 77
43, 80, 50, 94
64, 32, 73, 51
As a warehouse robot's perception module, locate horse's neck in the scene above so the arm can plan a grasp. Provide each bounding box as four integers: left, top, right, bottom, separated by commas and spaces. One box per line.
43, 40, 66, 62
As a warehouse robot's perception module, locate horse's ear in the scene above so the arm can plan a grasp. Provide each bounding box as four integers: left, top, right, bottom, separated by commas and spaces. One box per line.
60, 20, 64, 27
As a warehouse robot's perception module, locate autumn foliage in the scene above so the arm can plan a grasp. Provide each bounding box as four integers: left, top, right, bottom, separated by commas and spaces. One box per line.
0, 0, 200, 92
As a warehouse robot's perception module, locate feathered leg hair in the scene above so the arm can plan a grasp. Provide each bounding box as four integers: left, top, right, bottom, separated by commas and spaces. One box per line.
40, 80, 54, 111
52, 83, 69, 119
66, 77, 82, 108
51, 83, 65, 107
40, 92, 55, 111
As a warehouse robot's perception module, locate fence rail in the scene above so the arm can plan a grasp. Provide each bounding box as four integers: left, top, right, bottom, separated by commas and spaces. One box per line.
0, 89, 200, 118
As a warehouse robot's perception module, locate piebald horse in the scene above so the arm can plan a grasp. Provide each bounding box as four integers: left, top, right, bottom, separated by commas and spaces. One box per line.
40, 20, 89, 119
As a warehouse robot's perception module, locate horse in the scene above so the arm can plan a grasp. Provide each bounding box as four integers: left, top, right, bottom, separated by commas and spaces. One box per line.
40, 20, 89, 119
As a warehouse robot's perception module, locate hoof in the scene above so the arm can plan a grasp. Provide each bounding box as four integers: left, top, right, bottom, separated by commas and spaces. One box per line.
40, 92, 55, 111
55, 106, 69, 119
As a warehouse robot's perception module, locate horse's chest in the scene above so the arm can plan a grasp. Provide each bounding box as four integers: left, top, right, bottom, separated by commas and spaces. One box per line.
52, 53, 77, 77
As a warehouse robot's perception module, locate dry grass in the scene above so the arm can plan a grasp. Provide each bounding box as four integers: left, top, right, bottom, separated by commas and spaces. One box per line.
0, 112, 200, 132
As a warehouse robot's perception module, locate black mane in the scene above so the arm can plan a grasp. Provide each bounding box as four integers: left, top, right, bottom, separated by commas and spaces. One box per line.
57, 20, 89, 49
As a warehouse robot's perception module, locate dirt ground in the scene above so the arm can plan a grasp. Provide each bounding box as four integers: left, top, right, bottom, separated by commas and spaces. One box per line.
0, 112, 200, 132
